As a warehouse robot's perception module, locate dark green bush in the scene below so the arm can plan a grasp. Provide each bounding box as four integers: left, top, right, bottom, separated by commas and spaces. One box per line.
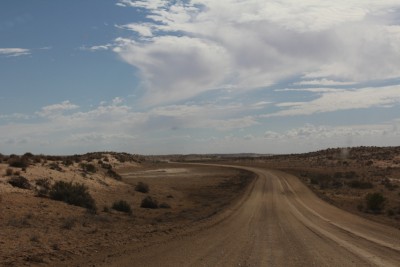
49, 162, 63, 172
140, 196, 158, 209
101, 163, 112, 169
348, 180, 373, 189
80, 163, 97, 173
107, 169, 122, 180
365, 192, 385, 213
63, 159, 74, 167
344, 171, 357, 179
112, 200, 132, 214
49, 181, 96, 212
8, 157, 29, 168
135, 182, 149, 193
8, 176, 31, 189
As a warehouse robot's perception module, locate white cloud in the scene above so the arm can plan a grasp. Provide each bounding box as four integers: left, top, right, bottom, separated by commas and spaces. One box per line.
37, 101, 79, 118
293, 78, 356, 86
68, 133, 136, 144
112, 0, 400, 105
266, 85, 400, 117
117, 0, 168, 10
116, 23, 154, 37
203, 116, 259, 131
0, 48, 30, 57
116, 35, 231, 105
0, 113, 31, 120
80, 44, 112, 52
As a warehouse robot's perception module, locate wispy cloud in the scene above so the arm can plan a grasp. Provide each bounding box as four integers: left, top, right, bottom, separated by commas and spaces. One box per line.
265, 85, 400, 117
37, 101, 79, 118
0, 48, 30, 57
293, 78, 356, 86
80, 44, 112, 52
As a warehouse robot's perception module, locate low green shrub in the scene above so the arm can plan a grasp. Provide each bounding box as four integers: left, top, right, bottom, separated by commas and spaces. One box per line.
80, 163, 97, 173
348, 180, 373, 189
49, 181, 96, 212
35, 178, 51, 197
8, 157, 29, 168
107, 169, 122, 180
365, 192, 385, 213
135, 182, 149, 193
140, 196, 158, 209
112, 200, 132, 214
8, 176, 31, 189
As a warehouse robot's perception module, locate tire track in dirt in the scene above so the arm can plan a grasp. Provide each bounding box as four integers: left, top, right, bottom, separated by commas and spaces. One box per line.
72, 165, 400, 266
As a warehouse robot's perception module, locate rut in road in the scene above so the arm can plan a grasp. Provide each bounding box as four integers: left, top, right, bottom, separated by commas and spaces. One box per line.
87, 166, 400, 266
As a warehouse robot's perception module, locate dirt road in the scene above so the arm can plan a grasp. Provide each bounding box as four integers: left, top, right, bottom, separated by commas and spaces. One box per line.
94, 166, 400, 266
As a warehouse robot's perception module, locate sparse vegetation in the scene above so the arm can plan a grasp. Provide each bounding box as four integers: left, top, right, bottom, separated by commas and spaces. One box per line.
61, 217, 76, 230
34, 178, 51, 197
5, 168, 13, 176
8, 157, 29, 168
159, 202, 171, 209
348, 180, 373, 189
49, 181, 97, 212
8, 176, 31, 189
7, 215, 31, 228
141, 196, 158, 209
112, 200, 132, 214
30, 235, 40, 243
107, 169, 122, 180
135, 182, 149, 193
80, 162, 97, 173
365, 192, 385, 213
49, 162, 63, 172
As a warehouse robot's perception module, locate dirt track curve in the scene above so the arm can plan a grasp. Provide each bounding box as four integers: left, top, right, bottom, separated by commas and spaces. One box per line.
90, 166, 400, 266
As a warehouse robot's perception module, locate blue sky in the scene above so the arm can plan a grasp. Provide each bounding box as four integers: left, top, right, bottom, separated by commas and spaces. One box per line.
1, 0, 400, 155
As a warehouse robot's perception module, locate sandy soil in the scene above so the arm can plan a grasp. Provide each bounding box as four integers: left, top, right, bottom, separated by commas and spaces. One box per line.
2, 147, 400, 266
0, 156, 253, 266
68, 165, 400, 266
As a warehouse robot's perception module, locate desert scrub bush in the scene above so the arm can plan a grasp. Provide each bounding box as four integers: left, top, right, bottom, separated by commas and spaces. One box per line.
107, 169, 122, 180
141, 196, 158, 209
49, 181, 97, 212
381, 178, 399, 191
62, 158, 74, 167
159, 202, 171, 209
8, 176, 31, 189
101, 162, 112, 170
344, 171, 358, 179
348, 180, 373, 189
35, 178, 51, 197
30, 235, 40, 243
7, 215, 31, 227
365, 192, 385, 213
112, 200, 132, 214
8, 157, 29, 168
80, 163, 97, 173
48, 162, 63, 172
61, 217, 76, 230
5, 168, 13, 176
135, 182, 149, 193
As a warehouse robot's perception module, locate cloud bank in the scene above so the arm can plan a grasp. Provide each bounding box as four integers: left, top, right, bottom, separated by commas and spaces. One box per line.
113, 0, 400, 105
